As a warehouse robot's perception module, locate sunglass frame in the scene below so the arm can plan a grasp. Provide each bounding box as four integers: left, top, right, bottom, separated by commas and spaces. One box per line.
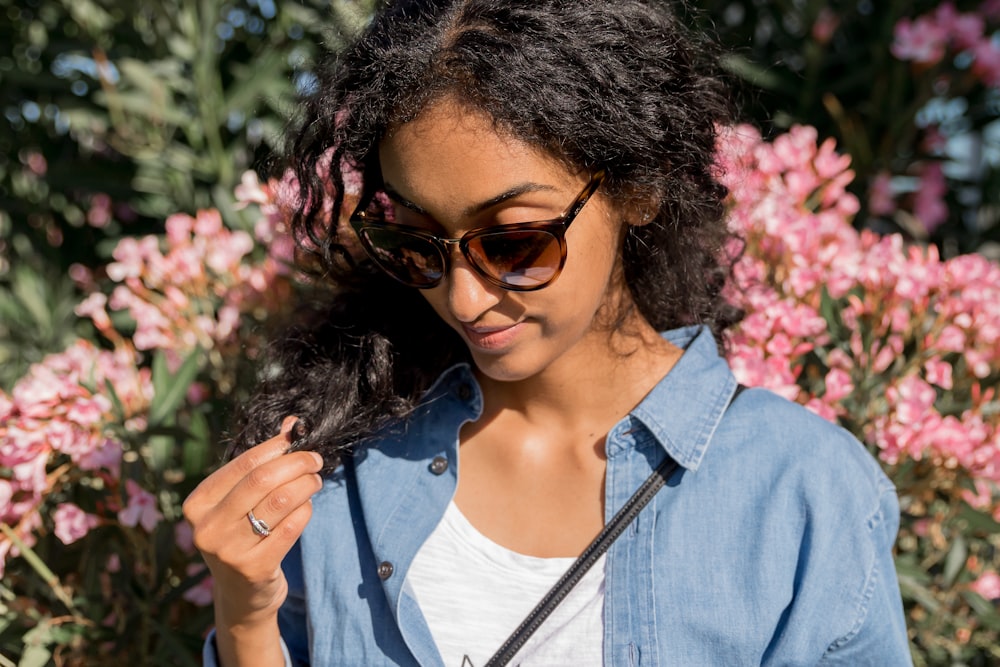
348, 170, 606, 291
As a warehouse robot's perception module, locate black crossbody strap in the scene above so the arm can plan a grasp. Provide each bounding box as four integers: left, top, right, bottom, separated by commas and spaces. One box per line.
484, 384, 746, 667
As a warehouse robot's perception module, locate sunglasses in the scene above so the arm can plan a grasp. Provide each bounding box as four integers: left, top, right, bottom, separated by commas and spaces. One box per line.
349, 171, 605, 291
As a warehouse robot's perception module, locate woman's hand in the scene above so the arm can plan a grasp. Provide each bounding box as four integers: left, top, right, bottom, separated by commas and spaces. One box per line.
183, 416, 324, 666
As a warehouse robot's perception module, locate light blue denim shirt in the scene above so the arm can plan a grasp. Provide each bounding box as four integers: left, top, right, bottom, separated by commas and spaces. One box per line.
205, 325, 911, 666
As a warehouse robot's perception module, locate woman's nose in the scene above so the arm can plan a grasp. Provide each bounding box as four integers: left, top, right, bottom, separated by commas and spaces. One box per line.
445, 253, 503, 323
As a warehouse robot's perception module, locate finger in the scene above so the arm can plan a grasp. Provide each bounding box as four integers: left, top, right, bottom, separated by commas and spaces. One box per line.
217, 449, 324, 528
211, 499, 316, 589
184, 416, 302, 517
255, 497, 315, 556
242, 473, 323, 552
192, 457, 322, 563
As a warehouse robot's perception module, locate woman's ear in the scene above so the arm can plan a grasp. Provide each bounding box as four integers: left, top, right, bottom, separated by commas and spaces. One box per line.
632, 211, 655, 227
623, 196, 659, 227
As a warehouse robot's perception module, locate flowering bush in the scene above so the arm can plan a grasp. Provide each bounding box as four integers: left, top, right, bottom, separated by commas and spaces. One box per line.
0, 179, 296, 664
719, 124, 1000, 662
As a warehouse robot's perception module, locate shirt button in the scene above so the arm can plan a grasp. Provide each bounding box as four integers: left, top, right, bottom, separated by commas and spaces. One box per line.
377, 561, 394, 580
457, 383, 473, 401
429, 456, 449, 475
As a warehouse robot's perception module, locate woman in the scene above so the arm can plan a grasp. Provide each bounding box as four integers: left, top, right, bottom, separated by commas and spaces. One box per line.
183, 1, 912, 665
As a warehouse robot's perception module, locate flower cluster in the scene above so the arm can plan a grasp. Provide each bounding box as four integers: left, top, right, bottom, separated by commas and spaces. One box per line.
1, 178, 301, 635
75, 206, 293, 374
892, 2, 999, 83
234, 155, 366, 269
720, 123, 1000, 492
0, 340, 152, 575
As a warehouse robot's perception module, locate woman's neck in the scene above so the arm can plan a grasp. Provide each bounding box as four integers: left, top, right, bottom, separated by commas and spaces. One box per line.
471, 316, 682, 449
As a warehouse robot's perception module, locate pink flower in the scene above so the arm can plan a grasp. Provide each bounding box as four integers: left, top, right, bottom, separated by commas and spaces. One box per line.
183, 564, 214, 607
75, 292, 114, 333
936, 324, 967, 352
891, 16, 949, 65
913, 162, 949, 234
889, 376, 938, 425
933, 3, 985, 51
52, 503, 99, 545
971, 37, 1000, 87
804, 397, 839, 422
87, 193, 113, 229
811, 8, 840, 45
107, 236, 160, 282
106, 553, 121, 573
174, 520, 196, 554
233, 170, 270, 208
22, 151, 47, 176
868, 171, 896, 216
824, 368, 854, 403
970, 572, 1000, 600
76, 437, 122, 474
118, 479, 163, 533
924, 358, 954, 389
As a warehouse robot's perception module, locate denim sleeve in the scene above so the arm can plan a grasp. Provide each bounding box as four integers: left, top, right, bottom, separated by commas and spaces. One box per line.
820, 485, 912, 666
201, 628, 294, 667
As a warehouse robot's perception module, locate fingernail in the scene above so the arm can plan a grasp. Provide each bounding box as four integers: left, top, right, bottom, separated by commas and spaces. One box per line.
280, 415, 299, 434
292, 418, 309, 442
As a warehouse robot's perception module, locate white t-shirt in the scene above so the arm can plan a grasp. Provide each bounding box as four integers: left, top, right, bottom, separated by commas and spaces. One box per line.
407, 501, 605, 667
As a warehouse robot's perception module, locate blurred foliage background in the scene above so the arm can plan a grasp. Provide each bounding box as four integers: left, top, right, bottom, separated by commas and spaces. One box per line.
1, 0, 999, 665
693, 0, 1000, 256
0, 0, 379, 388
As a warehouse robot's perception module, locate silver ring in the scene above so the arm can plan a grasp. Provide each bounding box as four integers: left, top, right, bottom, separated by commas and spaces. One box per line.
247, 509, 271, 538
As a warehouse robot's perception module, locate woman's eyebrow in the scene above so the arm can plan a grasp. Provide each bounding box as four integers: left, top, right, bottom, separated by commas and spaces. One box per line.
382, 184, 428, 215
382, 181, 559, 218
461, 182, 559, 217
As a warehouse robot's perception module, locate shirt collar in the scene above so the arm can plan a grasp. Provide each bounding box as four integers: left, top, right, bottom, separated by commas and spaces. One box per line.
626, 325, 739, 472
427, 325, 738, 473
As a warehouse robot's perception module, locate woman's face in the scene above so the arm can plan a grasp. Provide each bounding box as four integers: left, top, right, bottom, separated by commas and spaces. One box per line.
377, 99, 633, 383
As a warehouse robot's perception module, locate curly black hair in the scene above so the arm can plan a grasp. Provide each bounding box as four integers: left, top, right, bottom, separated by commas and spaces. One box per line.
230, 0, 742, 467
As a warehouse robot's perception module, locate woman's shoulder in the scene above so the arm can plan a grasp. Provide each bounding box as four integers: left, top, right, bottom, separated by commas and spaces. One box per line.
714, 386, 895, 505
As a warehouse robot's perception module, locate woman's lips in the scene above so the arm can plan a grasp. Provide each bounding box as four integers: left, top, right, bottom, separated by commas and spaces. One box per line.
461, 322, 524, 351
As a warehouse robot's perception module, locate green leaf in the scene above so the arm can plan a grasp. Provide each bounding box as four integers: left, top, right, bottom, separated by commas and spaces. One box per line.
957, 503, 1000, 535
149, 349, 202, 427
147, 615, 203, 667
897, 572, 940, 613
942, 535, 966, 587
11, 267, 51, 332
719, 53, 798, 95
148, 434, 175, 471
894, 555, 932, 586
18, 642, 51, 667
183, 411, 212, 477
960, 591, 1000, 630
103, 378, 127, 421
0, 525, 75, 611
59, 0, 115, 34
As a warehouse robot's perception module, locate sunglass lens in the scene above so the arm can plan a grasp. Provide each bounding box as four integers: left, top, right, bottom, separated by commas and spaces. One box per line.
467, 230, 561, 289
359, 227, 444, 287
